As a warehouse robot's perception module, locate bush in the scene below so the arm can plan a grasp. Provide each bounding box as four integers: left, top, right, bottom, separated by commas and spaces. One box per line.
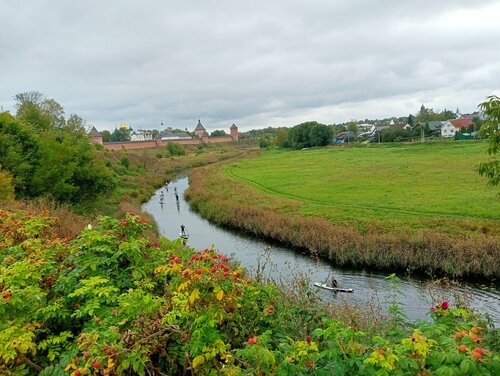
0, 168, 14, 202
1, 210, 498, 375
119, 157, 130, 169
166, 142, 186, 156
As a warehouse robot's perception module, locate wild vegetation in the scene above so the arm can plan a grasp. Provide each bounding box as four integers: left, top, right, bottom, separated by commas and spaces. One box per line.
1, 209, 498, 375
0, 91, 257, 221
0, 100, 115, 204
185, 142, 500, 279
1, 92, 499, 374
478, 95, 500, 187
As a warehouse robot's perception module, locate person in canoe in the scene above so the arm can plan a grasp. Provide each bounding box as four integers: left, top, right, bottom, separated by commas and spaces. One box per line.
180, 224, 186, 236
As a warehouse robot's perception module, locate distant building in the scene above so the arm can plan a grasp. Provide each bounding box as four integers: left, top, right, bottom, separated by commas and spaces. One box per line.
159, 131, 192, 141
130, 129, 153, 141
230, 123, 239, 141
194, 119, 206, 138
440, 118, 472, 138
89, 126, 103, 145
333, 131, 353, 143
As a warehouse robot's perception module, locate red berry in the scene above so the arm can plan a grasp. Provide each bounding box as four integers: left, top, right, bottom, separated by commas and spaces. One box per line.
86, 339, 92, 346
211, 266, 217, 273
83, 351, 90, 359
92, 360, 101, 368
196, 269, 202, 275
74, 370, 81, 376
305, 336, 311, 344
472, 351, 482, 360
223, 272, 229, 278
378, 349, 386, 355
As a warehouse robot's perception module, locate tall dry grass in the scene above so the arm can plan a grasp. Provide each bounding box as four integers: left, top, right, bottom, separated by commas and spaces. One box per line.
186, 166, 500, 279
2, 198, 91, 239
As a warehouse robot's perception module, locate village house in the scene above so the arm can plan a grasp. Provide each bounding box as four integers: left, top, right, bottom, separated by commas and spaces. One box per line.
440, 118, 473, 138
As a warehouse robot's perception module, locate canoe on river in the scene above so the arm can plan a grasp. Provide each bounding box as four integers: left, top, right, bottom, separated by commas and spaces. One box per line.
179, 233, 189, 240
314, 282, 353, 293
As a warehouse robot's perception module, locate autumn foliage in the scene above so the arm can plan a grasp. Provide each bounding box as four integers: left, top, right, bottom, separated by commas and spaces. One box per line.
1, 209, 499, 375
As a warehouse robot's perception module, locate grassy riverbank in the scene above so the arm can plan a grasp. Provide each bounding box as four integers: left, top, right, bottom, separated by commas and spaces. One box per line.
1, 142, 260, 241
85, 142, 259, 217
185, 142, 500, 279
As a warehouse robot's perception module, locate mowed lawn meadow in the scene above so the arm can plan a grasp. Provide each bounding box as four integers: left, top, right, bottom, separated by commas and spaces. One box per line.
224, 141, 499, 236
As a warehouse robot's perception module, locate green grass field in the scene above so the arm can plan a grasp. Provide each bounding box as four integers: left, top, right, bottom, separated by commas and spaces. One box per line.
224, 141, 500, 235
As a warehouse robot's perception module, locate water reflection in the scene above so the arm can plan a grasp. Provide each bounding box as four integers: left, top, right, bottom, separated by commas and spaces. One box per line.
142, 175, 500, 326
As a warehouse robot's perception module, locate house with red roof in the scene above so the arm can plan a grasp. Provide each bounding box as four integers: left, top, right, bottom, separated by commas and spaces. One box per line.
440, 118, 472, 138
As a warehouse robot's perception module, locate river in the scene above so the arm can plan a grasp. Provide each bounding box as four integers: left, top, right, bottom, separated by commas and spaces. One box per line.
142, 175, 500, 326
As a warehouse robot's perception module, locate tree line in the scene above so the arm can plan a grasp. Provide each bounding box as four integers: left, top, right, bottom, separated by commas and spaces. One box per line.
0, 91, 115, 204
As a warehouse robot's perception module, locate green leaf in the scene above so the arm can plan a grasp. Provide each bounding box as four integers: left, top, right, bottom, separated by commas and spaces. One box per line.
460, 358, 470, 375
192, 355, 205, 368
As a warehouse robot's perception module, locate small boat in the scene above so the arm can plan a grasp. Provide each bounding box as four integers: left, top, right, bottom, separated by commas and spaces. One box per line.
314, 282, 353, 293
179, 233, 189, 240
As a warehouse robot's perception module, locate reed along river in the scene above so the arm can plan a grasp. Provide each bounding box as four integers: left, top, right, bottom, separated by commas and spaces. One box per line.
143, 175, 500, 326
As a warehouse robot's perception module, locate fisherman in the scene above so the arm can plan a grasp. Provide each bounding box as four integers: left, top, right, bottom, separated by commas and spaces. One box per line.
180, 224, 186, 236
175, 193, 179, 201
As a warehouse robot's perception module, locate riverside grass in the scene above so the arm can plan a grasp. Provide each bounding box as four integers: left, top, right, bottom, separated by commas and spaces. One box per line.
185, 141, 500, 279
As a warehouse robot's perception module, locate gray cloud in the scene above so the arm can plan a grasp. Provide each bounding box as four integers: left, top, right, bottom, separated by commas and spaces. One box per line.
1, 0, 499, 132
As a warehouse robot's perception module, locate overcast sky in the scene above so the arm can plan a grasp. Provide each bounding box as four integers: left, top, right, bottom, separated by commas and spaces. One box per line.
1, 1, 499, 132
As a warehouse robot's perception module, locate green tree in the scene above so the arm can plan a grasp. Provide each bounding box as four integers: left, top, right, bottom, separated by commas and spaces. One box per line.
210, 130, 227, 137
14, 91, 66, 129
309, 123, 333, 146
65, 114, 87, 132
407, 114, 415, 127
110, 127, 130, 142
287, 121, 331, 149
275, 128, 288, 147
346, 121, 358, 136
2, 94, 116, 203
478, 95, 500, 186
100, 130, 111, 142
0, 112, 40, 197
30, 126, 115, 202
0, 167, 15, 202
258, 136, 270, 148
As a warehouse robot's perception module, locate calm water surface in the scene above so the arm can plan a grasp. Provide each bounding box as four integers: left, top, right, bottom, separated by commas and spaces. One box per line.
142, 175, 500, 326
